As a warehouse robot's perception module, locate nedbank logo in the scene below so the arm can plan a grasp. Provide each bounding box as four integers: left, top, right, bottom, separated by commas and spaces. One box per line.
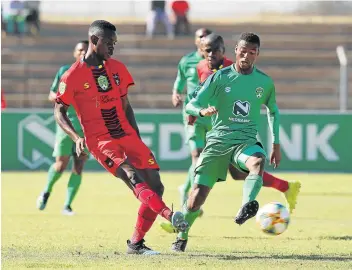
18, 114, 56, 169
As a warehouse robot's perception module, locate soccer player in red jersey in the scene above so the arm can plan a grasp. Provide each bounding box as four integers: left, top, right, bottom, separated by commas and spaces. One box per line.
54, 20, 188, 255
198, 34, 301, 213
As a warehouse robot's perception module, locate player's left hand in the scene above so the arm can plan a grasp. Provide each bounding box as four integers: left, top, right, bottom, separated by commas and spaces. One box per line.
270, 143, 281, 169
75, 137, 87, 157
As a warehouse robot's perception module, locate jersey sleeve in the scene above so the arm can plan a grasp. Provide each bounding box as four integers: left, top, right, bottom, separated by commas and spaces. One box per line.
50, 67, 65, 93
55, 71, 75, 106
118, 64, 135, 97
173, 58, 186, 94
264, 82, 280, 144
185, 73, 219, 116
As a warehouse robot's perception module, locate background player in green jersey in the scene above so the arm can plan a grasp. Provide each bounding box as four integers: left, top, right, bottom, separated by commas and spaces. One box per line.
36, 40, 89, 215
172, 32, 282, 252
171, 28, 212, 209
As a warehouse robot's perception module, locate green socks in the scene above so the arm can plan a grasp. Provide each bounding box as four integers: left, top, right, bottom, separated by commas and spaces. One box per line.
64, 173, 82, 207
180, 164, 195, 206
44, 164, 62, 193
242, 174, 263, 205
178, 205, 200, 240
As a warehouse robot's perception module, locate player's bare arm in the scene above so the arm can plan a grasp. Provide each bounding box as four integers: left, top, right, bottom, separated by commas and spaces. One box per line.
266, 86, 281, 169
54, 102, 86, 156
48, 91, 57, 103
121, 95, 141, 138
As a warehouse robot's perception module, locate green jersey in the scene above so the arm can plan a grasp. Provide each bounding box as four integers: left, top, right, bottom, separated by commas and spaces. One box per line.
51, 65, 82, 131
186, 65, 280, 145
173, 51, 211, 126
173, 51, 203, 103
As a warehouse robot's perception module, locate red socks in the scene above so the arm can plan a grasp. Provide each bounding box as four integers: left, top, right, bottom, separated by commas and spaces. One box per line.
131, 204, 158, 244
263, 171, 289, 192
133, 183, 172, 221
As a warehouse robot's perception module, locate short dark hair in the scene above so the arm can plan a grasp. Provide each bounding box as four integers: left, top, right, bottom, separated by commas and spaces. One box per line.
203, 33, 224, 46
78, 40, 89, 46
89, 20, 116, 37
238, 32, 260, 47
195, 28, 212, 38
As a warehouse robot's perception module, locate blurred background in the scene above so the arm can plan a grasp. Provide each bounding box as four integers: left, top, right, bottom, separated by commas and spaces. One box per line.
1, 0, 352, 172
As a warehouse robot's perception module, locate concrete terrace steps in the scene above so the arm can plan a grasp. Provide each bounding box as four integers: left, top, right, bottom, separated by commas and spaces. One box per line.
40, 22, 352, 36
1, 64, 344, 82
2, 21, 351, 110
3, 34, 351, 51
2, 49, 344, 66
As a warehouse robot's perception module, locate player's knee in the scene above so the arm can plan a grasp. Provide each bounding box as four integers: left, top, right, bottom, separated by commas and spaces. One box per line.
191, 148, 202, 164
72, 156, 88, 175
228, 164, 247, 180
246, 153, 266, 175
54, 160, 68, 173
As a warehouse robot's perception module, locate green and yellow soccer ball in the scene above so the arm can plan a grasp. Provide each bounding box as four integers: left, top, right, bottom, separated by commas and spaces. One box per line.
256, 202, 290, 235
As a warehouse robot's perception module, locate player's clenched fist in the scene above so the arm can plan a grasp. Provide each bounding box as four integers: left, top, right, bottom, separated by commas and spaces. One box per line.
200, 106, 217, 117
75, 137, 86, 157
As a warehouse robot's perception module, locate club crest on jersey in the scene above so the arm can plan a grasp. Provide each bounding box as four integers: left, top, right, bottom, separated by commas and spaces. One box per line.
98, 75, 109, 91
112, 73, 120, 86
255, 87, 264, 98
58, 82, 66, 94
233, 100, 250, 117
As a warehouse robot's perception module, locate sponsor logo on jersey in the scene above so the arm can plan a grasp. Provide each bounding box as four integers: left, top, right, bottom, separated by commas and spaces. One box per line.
83, 82, 90, 89
148, 158, 155, 165
98, 75, 109, 91
233, 100, 250, 117
112, 73, 120, 86
58, 82, 66, 94
255, 87, 264, 98
225, 87, 231, 93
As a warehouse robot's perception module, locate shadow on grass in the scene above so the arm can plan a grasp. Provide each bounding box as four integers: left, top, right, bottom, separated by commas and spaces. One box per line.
186, 253, 352, 262
319, 236, 352, 241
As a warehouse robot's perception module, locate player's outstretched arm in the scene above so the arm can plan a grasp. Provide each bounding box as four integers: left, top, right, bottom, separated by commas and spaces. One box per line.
121, 96, 140, 138
265, 84, 281, 168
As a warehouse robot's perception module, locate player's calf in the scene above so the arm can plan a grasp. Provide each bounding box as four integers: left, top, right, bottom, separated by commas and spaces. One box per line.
235, 153, 265, 225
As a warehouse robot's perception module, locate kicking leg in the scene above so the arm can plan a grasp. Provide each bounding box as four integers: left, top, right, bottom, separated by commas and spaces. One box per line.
172, 182, 211, 252
116, 161, 188, 254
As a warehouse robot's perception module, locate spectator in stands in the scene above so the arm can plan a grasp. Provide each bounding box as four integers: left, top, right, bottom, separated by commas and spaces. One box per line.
146, 0, 174, 39
172, 0, 190, 36
2, 0, 26, 36
23, 0, 40, 36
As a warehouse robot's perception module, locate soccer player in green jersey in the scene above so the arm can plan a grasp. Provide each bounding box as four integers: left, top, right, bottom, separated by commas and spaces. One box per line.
171, 28, 212, 209
161, 33, 300, 234
172, 32, 282, 252
36, 40, 89, 215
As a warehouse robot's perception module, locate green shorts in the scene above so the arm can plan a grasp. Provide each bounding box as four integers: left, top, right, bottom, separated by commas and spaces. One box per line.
184, 119, 212, 152
52, 126, 86, 157
194, 141, 267, 188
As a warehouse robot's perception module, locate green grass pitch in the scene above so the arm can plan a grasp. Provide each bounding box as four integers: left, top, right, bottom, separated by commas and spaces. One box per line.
2, 172, 352, 269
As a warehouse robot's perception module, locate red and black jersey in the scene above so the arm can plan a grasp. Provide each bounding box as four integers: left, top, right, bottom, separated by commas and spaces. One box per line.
197, 57, 233, 83
56, 58, 135, 145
